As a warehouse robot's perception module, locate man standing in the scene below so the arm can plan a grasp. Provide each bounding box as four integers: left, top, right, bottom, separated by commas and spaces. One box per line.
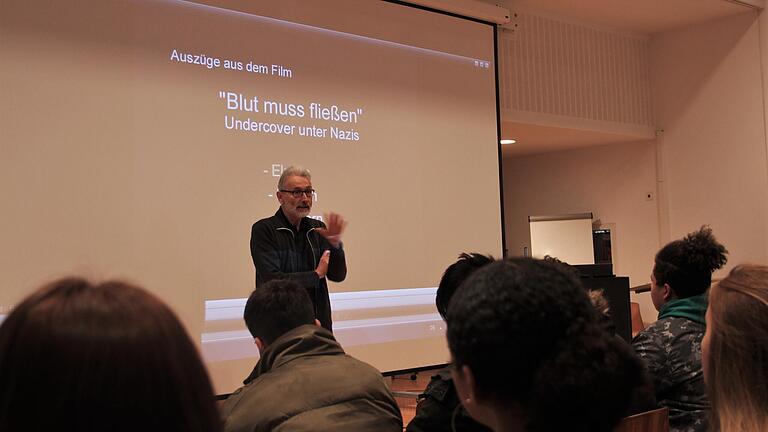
220, 279, 402, 432
250, 166, 346, 331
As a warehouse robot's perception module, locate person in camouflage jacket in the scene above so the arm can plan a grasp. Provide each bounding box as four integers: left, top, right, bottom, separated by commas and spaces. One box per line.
633, 294, 708, 432
632, 226, 727, 432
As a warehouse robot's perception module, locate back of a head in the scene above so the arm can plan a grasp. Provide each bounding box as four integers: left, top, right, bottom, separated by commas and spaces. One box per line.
244, 279, 315, 345
707, 264, 768, 432
0, 277, 221, 432
654, 226, 728, 298
543, 256, 616, 334
435, 252, 494, 320
447, 257, 644, 432
588, 289, 616, 335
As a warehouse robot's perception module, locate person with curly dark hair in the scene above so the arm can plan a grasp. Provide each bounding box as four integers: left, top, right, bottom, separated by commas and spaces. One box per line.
0, 278, 222, 432
632, 226, 728, 432
446, 257, 645, 432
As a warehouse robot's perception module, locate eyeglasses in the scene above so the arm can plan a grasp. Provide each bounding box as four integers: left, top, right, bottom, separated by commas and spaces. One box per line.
280, 189, 315, 198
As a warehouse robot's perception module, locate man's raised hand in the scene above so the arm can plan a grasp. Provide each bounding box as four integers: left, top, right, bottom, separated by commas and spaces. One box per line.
316, 212, 347, 248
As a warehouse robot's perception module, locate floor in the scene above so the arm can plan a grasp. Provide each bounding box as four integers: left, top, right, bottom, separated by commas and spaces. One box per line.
390, 369, 440, 428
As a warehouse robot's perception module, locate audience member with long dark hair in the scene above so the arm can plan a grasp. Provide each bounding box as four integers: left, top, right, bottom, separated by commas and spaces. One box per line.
0, 277, 222, 432
446, 257, 645, 432
632, 226, 727, 432
703, 264, 768, 431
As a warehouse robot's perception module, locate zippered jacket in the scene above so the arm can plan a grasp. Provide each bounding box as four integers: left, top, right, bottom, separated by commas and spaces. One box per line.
250, 208, 346, 330
221, 325, 403, 432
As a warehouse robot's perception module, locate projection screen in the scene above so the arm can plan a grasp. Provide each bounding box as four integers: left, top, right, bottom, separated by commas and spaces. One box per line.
0, 0, 503, 394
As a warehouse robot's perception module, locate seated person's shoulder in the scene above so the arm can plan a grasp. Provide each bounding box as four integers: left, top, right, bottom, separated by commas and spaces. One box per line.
422, 369, 455, 403
406, 370, 491, 432
632, 317, 673, 346
633, 317, 702, 347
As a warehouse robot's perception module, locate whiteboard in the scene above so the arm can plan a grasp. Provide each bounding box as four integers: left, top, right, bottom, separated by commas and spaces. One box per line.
529, 214, 595, 265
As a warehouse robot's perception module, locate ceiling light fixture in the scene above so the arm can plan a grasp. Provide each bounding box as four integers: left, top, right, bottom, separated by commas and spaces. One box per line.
500, 139, 516, 144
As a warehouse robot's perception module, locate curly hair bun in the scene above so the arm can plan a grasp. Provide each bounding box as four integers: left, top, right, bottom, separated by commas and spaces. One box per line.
682, 226, 728, 273
654, 225, 729, 298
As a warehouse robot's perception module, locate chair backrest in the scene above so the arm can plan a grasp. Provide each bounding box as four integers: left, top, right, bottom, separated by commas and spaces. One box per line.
630, 301, 646, 337
615, 407, 669, 432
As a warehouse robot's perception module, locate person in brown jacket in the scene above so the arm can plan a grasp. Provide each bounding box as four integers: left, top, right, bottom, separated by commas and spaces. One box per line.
220, 279, 402, 432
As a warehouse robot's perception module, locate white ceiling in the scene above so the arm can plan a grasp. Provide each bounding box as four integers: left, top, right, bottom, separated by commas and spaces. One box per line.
499, 121, 648, 156
489, 0, 759, 35
479, 0, 760, 156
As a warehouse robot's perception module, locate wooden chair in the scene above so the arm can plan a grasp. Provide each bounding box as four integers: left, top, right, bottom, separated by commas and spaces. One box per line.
630, 301, 646, 337
615, 407, 669, 432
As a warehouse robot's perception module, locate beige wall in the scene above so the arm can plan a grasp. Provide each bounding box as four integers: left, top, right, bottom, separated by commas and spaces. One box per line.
650, 11, 768, 272
502, 140, 660, 321
501, 9, 768, 325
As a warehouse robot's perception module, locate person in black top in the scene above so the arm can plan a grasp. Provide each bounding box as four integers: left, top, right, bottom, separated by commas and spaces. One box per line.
407, 253, 494, 432
250, 166, 347, 331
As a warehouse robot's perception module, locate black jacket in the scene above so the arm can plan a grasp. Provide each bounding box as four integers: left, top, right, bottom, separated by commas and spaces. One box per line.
250, 208, 346, 330
406, 369, 491, 432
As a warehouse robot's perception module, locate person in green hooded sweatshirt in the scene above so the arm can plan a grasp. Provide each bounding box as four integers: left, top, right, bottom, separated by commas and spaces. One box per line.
632, 226, 727, 432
